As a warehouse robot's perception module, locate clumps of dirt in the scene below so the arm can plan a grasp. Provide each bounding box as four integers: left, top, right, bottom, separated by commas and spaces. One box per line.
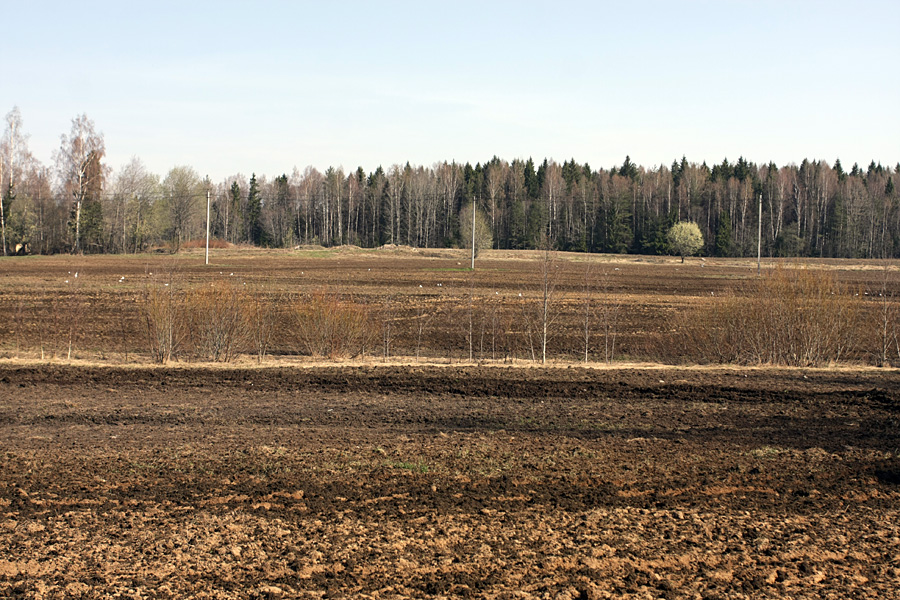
1, 364, 899, 598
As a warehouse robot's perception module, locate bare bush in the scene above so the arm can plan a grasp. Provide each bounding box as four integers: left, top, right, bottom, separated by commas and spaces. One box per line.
412, 302, 435, 362
295, 288, 372, 359
52, 273, 88, 360
581, 265, 623, 364
142, 275, 184, 364
522, 244, 564, 363
379, 294, 396, 361
185, 279, 251, 362
482, 294, 507, 361
246, 285, 280, 363
673, 264, 861, 367
864, 261, 900, 367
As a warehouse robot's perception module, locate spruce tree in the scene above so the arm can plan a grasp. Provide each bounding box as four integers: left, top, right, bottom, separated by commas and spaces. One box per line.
715, 211, 732, 257
246, 173, 263, 246
524, 158, 539, 199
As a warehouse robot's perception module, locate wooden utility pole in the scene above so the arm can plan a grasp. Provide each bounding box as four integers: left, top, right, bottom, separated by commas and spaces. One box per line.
757, 193, 762, 276
205, 189, 211, 265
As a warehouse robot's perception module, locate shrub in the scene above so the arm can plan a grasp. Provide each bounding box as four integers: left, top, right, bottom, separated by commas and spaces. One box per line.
143, 276, 184, 364
673, 265, 861, 367
246, 285, 281, 363
295, 288, 372, 358
868, 262, 900, 367
185, 279, 251, 362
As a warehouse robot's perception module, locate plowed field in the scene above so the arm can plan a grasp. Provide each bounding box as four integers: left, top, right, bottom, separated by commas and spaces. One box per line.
1, 364, 899, 599
1, 249, 899, 598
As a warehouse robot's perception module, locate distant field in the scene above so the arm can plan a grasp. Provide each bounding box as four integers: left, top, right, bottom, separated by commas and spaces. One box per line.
0, 246, 896, 365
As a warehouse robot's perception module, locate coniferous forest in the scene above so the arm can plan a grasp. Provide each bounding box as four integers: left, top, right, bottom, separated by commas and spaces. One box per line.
2, 109, 898, 259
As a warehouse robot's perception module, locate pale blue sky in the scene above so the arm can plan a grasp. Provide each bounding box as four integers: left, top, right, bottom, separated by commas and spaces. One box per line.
6, 0, 899, 180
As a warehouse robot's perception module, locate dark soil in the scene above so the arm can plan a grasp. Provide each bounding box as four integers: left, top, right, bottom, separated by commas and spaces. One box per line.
2, 364, 899, 598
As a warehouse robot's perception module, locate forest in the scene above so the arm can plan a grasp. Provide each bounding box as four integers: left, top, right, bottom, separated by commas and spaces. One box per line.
2, 109, 898, 259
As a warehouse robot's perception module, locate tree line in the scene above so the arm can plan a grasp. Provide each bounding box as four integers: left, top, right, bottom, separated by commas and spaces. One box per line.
2, 109, 898, 258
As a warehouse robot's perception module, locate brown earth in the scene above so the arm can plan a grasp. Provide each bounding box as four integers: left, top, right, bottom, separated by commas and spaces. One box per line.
1, 363, 899, 599
1, 249, 899, 598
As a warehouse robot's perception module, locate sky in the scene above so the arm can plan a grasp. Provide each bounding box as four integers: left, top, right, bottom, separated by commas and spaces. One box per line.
5, 0, 900, 182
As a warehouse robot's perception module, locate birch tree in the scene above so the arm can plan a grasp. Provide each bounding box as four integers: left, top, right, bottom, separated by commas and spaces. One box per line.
111, 158, 159, 252
55, 114, 105, 253
2, 107, 28, 256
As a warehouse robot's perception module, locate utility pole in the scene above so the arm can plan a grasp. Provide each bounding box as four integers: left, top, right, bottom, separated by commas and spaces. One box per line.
757, 193, 762, 276
205, 189, 211, 265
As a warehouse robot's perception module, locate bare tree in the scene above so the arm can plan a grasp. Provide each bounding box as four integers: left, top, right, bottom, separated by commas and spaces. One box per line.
459, 201, 492, 265
581, 262, 594, 363
111, 157, 159, 252
485, 160, 507, 248
597, 271, 622, 364
534, 236, 564, 363
55, 114, 106, 253
541, 160, 563, 243
2, 107, 29, 256
161, 166, 202, 252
